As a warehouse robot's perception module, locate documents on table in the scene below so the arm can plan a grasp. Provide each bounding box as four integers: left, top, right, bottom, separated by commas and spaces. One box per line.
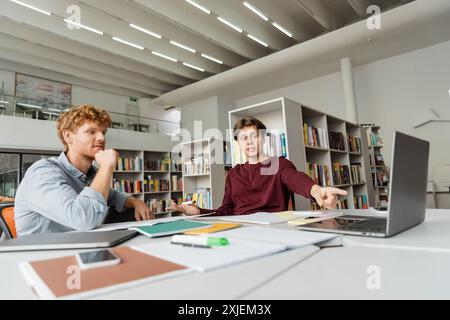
217, 211, 342, 225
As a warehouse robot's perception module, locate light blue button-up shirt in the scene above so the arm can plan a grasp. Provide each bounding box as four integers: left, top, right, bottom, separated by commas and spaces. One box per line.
14, 152, 130, 236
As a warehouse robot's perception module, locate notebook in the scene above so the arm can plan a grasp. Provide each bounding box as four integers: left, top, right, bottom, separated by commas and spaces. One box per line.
132, 220, 212, 238
183, 222, 241, 235
213, 226, 338, 249
132, 238, 286, 272
217, 211, 340, 225
19, 246, 192, 299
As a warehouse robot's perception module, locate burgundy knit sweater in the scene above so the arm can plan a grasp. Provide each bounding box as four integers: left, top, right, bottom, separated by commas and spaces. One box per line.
201, 157, 316, 216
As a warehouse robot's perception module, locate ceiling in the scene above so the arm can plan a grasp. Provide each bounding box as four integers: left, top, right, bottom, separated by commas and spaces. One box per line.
0, 0, 414, 100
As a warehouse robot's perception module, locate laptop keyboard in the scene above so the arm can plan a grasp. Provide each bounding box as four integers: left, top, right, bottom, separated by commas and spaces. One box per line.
342, 218, 387, 233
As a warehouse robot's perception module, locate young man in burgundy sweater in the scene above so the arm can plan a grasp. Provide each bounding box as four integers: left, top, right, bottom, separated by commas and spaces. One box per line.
169, 116, 347, 216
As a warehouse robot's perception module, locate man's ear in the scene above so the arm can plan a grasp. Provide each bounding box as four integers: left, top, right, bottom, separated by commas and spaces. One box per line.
63, 130, 72, 145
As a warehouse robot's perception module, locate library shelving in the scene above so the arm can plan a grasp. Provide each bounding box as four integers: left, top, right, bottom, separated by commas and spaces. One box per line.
181, 139, 225, 210
228, 97, 375, 210
112, 149, 184, 218
362, 124, 390, 209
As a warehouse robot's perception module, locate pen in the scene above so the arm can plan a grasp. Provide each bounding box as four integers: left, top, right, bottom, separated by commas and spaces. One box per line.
182, 201, 196, 205
171, 235, 230, 247
170, 241, 211, 249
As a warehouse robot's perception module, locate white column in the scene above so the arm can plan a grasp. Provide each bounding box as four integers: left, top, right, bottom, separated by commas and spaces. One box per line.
341, 57, 360, 124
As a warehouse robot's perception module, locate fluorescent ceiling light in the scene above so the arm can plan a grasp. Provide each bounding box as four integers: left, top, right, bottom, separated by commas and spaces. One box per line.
64, 19, 104, 35
129, 24, 162, 39
47, 108, 62, 113
201, 53, 223, 65
0, 101, 9, 104
217, 17, 242, 33
170, 41, 196, 53
243, 2, 268, 21
42, 111, 60, 117
112, 37, 144, 50
18, 103, 42, 109
10, 0, 51, 16
183, 62, 205, 72
247, 34, 268, 47
152, 51, 178, 62
272, 22, 293, 38
185, 0, 211, 14
63, 108, 71, 112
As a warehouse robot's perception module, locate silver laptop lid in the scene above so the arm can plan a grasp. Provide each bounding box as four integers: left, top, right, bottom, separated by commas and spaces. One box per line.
387, 132, 429, 236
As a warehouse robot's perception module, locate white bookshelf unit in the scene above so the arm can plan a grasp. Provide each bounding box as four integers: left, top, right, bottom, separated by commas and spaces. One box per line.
229, 97, 375, 210
113, 149, 184, 218
363, 125, 390, 209
181, 139, 225, 210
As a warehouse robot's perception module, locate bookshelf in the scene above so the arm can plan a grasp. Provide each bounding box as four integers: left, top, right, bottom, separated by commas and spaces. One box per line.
229, 97, 375, 210
112, 149, 184, 218
362, 124, 390, 209
181, 139, 225, 210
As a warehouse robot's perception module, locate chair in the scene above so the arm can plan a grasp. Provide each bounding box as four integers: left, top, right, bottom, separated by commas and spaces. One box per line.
0, 203, 16, 239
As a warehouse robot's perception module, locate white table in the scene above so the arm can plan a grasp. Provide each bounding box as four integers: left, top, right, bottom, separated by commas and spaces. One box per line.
2, 209, 450, 299
0, 229, 319, 300
243, 245, 450, 300
343, 209, 450, 252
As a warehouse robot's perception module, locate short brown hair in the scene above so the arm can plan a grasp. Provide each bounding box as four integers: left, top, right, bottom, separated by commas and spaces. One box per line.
233, 116, 267, 141
56, 105, 112, 151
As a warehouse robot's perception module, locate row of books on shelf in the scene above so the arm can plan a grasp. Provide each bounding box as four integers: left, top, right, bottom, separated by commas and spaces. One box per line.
329, 131, 346, 151
368, 131, 383, 147
303, 123, 329, 149
144, 159, 170, 172
262, 133, 287, 158
306, 162, 331, 187
348, 135, 362, 154
354, 195, 369, 209
116, 157, 143, 172
332, 163, 351, 185
183, 156, 210, 175
171, 175, 183, 191
373, 171, 389, 187
184, 188, 212, 210
350, 164, 366, 184
145, 198, 182, 214
112, 178, 170, 193
171, 159, 183, 172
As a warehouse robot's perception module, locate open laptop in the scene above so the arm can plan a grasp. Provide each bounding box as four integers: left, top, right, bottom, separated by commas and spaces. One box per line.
0, 229, 138, 252
298, 131, 430, 238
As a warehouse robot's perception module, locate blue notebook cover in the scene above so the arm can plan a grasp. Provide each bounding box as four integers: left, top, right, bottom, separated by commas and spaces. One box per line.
134, 220, 211, 238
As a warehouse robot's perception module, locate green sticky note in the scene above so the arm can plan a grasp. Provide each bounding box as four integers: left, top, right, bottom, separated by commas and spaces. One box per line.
135, 220, 210, 238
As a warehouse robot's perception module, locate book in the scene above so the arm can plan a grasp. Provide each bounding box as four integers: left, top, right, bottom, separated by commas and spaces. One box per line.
306, 162, 331, 187
303, 123, 328, 148
183, 154, 210, 175
116, 156, 142, 171
354, 195, 369, 209
348, 135, 362, 153
217, 211, 335, 225
350, 163, 366, 184
184, 188, 212, 209
112, 179, 143, 194
184, 223, 242, 235
133, 220, 212, 238
332, 163, 351, 185
328, 131, 347, 151
214, 226, 338, 249
19, 246, 191, 299
132, 238, 286, 272
144, 158, 170, 171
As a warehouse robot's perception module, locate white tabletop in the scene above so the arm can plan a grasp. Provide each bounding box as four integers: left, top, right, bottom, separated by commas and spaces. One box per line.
243, 245, 450, 300
342, 209, 450, 252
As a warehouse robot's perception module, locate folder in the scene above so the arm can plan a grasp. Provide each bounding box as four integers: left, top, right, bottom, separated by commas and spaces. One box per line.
133, 220, 211, 238
19, 246, 192, 299
183, 222, 241, 235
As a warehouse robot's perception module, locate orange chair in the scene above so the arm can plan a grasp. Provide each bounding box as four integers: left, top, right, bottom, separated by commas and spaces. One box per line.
0, 203, 16, 239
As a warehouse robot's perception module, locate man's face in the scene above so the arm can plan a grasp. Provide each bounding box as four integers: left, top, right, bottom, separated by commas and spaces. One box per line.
67, 121, 107, 159
237, 126, 265, 159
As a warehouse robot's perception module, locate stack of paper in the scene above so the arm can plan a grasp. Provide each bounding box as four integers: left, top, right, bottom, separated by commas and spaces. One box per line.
132, 220, 211, 238
213, 226, 338, 249
217, 211, 341, 225
132, 238, 286, 272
